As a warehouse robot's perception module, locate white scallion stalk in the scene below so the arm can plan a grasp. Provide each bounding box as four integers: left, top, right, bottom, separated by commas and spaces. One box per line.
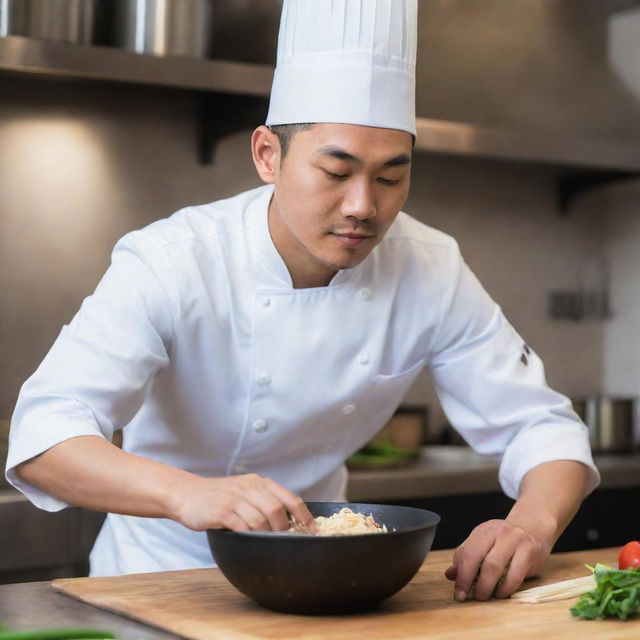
510, 575, 595, 603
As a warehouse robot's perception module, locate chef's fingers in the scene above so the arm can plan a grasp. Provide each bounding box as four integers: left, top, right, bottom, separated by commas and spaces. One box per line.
241, 484, 291, 531
444, 547, 461, 581
218, 510, 251, 532
452, 528, 497, 601
472, 542, 514, 601
234, 499, 274, 531
262, 478, 317, 533
494, 545, 535, 598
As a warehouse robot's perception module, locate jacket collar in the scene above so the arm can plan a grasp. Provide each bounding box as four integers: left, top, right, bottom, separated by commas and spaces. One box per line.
246, 184, 355, 290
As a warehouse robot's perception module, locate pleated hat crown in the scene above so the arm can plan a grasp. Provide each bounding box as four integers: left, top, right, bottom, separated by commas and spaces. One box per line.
266, 0, 418, 136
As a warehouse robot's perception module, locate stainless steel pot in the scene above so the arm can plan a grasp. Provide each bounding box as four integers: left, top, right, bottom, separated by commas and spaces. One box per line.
0, 0, 96, 44
111, 0, 213, 58
573, 396, 637, 454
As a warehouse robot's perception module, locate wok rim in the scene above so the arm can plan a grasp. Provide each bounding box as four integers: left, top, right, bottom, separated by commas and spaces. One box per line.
207, 501, 441, 540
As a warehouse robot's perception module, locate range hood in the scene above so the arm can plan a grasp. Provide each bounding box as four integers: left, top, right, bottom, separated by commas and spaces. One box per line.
2, 0, 640, 174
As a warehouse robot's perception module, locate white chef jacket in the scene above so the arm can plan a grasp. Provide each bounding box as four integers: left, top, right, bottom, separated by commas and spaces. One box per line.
6, 184, 600, 576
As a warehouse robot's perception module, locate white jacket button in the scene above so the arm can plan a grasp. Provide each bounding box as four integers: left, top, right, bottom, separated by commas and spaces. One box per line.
252, 418, 268, 432
359, 288, 372, 301
257, 372, 272, 386
341, 403, 357, 415
359, 355, 369, 365
262, 297, 271, 307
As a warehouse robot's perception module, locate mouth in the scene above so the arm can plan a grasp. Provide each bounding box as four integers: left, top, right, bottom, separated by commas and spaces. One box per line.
330, 232, 375, 248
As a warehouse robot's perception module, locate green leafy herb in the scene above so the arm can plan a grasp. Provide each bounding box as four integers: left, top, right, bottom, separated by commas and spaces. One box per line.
570, 563, 640, 621
0, 628, 115, 640
347, 440, 419, 466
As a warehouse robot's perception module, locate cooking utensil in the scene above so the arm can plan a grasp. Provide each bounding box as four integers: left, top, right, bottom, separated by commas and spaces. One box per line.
287, 514, 311, 535
0, 0, 97, 43
206, 501, 440, 615
573, 395, 636, 454
596, 397, 636, 453
111, 0, 213, 58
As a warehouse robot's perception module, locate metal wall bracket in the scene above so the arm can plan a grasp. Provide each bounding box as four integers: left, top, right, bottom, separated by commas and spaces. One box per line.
197, 92, 269, 165
557, 170, 640, 214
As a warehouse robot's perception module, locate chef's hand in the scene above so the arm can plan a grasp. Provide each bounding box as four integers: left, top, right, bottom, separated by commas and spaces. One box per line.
445, 461, 591, 602
444, 519, 551, 601
168, 473, 317, 534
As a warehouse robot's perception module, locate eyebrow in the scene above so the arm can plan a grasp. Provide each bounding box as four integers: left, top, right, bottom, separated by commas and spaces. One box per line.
316, 145, 411, 167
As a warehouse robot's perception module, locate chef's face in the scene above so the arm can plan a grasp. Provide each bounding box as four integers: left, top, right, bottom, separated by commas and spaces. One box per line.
252, 123, 412, 288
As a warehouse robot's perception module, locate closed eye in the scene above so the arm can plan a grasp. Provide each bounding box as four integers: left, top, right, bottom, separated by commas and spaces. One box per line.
323, 169, 348, 180
377, 177, 401, 186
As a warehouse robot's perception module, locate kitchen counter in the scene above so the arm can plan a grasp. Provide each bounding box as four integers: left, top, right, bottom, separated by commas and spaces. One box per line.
346, 445, 640, 501
0, 579, 177, 640
0, 547, 636, 639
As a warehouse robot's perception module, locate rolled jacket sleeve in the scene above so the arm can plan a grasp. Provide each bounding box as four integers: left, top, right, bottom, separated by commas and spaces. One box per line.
5, 232, 177, 511
429, 247, 600, 500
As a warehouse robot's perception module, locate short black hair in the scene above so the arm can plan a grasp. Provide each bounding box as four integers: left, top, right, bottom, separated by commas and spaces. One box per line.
268, 123, 314, 160
268, 123, 416, 161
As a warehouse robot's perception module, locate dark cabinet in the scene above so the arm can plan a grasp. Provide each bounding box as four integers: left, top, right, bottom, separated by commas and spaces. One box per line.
0, 495, 105, 585
384, 486, 640, 553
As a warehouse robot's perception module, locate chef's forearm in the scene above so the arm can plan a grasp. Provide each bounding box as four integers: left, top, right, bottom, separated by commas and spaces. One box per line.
505, 460, 589, 550
16, 435, 317, 533
16, 435, 193, 519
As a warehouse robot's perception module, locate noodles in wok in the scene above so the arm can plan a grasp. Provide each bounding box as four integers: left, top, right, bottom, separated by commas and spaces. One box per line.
290, 507, 387, 536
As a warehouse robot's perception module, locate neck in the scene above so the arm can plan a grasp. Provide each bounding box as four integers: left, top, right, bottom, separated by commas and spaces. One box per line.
291, 268, 337, 289
267, 197, 337, 289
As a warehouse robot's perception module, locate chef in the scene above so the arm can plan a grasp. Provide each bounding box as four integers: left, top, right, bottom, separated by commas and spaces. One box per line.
6, 0, 599, 602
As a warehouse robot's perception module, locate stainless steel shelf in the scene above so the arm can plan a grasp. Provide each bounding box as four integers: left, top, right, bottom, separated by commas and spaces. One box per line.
0, 35, 273, 96
3, 35, 640, 181
415, 118, 640, 172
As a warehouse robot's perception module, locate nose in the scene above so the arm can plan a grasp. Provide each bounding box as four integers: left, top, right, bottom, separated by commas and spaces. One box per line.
340, 178, 377, 221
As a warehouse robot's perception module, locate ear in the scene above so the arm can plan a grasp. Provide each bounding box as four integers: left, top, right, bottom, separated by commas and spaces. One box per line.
251, 126, 281, 184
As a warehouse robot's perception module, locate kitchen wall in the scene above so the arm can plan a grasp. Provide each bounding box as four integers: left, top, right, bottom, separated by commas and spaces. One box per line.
0, 75, 607, 435
604, 180, 640, 397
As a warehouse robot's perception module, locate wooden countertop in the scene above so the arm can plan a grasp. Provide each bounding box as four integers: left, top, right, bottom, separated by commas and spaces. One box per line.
1, 547, 637, 639
347, 446, 640, 501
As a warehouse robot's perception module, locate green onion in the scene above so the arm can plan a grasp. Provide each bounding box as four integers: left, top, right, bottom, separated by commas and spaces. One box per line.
0, 629, 115, 640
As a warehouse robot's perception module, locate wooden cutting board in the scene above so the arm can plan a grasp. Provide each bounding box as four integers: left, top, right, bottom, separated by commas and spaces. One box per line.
52, 548, 638, 640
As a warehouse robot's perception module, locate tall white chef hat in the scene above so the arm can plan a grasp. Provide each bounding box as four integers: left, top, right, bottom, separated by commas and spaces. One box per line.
266, 0, 418, 136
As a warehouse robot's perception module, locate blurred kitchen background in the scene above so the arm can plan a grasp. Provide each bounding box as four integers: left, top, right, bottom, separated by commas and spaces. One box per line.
1, 0, 639, 583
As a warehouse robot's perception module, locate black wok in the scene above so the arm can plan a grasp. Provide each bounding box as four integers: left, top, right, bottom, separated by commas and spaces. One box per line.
206, 502, 440, 615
